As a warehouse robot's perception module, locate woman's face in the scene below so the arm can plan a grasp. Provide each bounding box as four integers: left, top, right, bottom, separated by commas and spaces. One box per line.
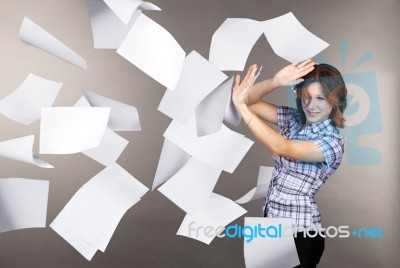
301, 82, 332, 125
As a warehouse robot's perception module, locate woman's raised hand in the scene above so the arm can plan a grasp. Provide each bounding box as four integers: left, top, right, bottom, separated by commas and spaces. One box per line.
272, 59, 316, 87
232, 64, 258, 108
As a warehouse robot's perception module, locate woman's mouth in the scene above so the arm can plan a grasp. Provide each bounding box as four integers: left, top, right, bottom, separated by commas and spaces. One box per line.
307, 111, 319, 117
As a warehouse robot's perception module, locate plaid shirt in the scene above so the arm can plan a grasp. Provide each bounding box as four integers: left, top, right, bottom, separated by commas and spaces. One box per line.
262, 106, 344, 228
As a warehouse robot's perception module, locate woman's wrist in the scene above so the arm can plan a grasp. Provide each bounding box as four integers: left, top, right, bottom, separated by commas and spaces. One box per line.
235, 103, 250, 114
271, 75, 282, 88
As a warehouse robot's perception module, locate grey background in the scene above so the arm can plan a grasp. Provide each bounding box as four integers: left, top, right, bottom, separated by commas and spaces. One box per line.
0, 0, 398, 267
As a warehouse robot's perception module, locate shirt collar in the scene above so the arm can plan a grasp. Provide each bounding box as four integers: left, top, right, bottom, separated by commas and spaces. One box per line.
308, 118, 334, 134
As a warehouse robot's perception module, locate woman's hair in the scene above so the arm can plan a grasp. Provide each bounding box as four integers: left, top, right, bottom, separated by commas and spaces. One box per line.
294, 63, 347, 128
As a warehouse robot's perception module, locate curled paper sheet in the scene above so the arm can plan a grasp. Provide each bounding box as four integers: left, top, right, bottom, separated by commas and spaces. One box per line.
50, 163, 148, 260
158, 157, 222, 214
0, 135, 53, 168
222, 67, 262, 128
223, 84, 241, 127
0, 73, 62, 125
40, 107, 110, 154
236, 166, 274, 204
164, 116, 253, 173
103, 0, 161, 25
19, 17, 88, 70
209, 18, 263, 71
262, 12, 329, 64
152, 139, 190, 190
86, 0, 142, 49
0, 178, 49, 233
158, 50, 228, 125
243, 217, 300, 268
117, 13, 185, 89
195, 76, 233, 137
209, 12, 329, 71
176, 193, 247, 245
84, 90, 141, 131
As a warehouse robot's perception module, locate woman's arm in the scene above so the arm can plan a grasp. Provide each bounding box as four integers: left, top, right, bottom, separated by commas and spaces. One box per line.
245, 60, 316, 125
246, 59, 316, 105
233, 64, 325, 162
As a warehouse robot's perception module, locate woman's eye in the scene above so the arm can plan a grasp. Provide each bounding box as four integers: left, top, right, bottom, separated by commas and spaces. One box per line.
317, 97, 326, 101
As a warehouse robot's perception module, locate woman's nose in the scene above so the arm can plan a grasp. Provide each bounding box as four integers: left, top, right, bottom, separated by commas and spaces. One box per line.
306, 98, 317, 108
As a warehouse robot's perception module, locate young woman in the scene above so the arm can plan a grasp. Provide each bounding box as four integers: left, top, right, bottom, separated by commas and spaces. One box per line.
232, 60, 347, 268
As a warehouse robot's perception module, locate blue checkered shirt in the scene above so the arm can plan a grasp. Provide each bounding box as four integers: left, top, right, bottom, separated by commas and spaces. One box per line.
262, 106, 344, 228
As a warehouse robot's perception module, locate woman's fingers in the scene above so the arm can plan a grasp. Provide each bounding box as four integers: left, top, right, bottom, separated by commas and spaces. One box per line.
235, 64, 258, 92
243, 64, 258, 85
297, 59, 314, 69
234, 74, 241, 88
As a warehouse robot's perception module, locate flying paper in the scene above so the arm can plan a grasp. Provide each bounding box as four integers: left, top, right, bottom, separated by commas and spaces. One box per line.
262, 12, 329, 64
0, 73, 62, 125
117, 13, 185, 89
236, 166, 274, 204
86, 0, 141, 49
103, 0, 160, 24
50, 163, 148, 260
0, 178, 49, 233
158, 157, 222, 214
164, 116, 253, 173
209, 12, 329, 71
195, 76, 233, 136
19, 17, 88, 70
177, 193, 247, 245
0, 135, 53, 168
84, 90, 141, 131
40, 107, 110, 154
74, 96, 129, 166
158, 51, 228, 125
152, 139, 190, 190
209, 18, 263, 71
82, 127, 129, 166
243, 217, 300, 268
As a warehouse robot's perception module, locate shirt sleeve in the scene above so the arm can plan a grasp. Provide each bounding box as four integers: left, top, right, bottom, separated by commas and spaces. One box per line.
313, 135, 344, 168
277, 106, 300, 137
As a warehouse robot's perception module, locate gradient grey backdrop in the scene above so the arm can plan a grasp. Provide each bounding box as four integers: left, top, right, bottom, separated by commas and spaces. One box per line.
0, 0, 398, 267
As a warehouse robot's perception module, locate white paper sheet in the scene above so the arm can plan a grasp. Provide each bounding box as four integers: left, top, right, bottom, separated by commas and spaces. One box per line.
40, 107, 110, 154
209, 18, 263, 71
244, 217, 300, 268
103, 0, 160, 25
117, 13, 185, 89
158, 158, 221, 214
82, 127, 129, 166
0, 135, 53, 168
84, 91, 141, 131
195, 76, 233, 137
152, 139, 190, 190
0, 178, 49, 233
158, 51, 228, 125
86, 0, 141, 49
222, 66, 262, 128
223, 85, 241, 127
177, 193, 247, 245
0, 74, 62, 125
209, 13, 329, 71
50, 163, 148, 260
236, 166, 274, 204
19, 17, 88, 70
262, 12, 329, 64
164, 116, 253, 173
